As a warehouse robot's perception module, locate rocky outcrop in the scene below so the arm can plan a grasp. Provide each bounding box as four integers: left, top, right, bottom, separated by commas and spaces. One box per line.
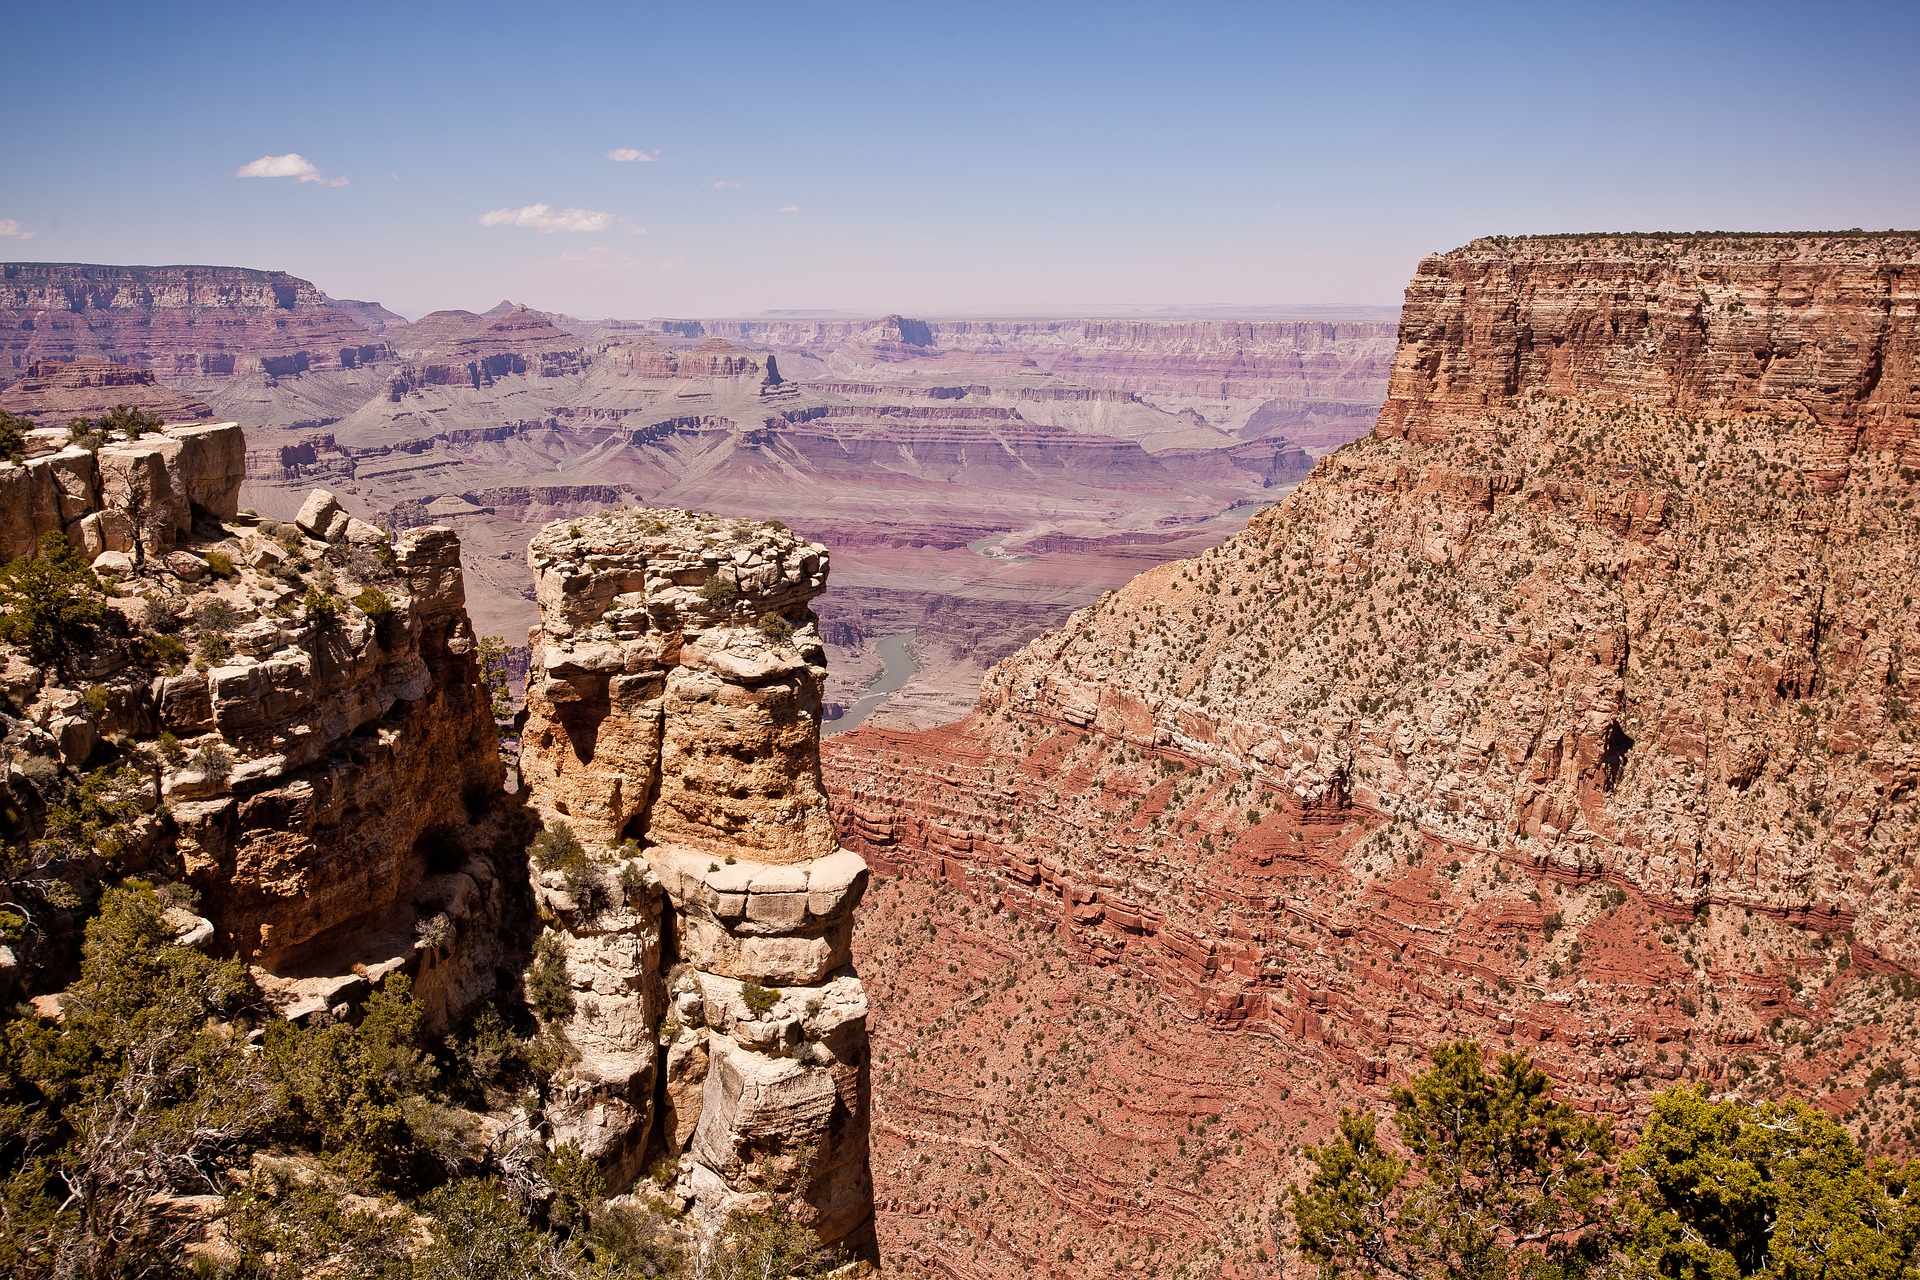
168, 515, 524, 1027
519, 508, 873, 1252
0, 419, 528, 1031
0, 263, 386, 380
819, 231, 1920, 1277
0, 420, 244, 562
0, 358, 215, 423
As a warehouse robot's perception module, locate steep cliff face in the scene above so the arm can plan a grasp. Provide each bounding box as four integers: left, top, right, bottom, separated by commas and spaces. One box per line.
0, 421, 527, 1031
518, 509, 873, 1252
0, 263, 386, 381
1382, 233, 1918, 455
821, 232, 1920, 1277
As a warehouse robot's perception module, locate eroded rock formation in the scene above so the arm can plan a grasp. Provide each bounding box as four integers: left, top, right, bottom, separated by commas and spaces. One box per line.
0, 263, 386, 379
820, 232, 1920, 1278
0, 418, 528, 1030
0, 358, 215, 424
518, 508, 873, 1251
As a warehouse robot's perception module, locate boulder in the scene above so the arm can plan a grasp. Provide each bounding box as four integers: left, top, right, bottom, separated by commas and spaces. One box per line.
165, 423, 244, 518
344, 517, 387, 545
294, 489, 347, 540
95, 437, 189, 555
91, 550, 134, 578
166, 551, 208, 582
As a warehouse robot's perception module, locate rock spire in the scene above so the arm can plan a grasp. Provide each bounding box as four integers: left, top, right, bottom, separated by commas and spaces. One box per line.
519, 507, 874, 1254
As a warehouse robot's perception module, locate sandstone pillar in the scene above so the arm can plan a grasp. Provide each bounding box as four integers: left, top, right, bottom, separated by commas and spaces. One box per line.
520, 509, 874, 1253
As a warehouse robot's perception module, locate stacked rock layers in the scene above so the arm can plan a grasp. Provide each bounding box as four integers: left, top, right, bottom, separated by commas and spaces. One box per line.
0, 420, 245, 564
519, 508, 873, 1251
0, 421, 525, 1031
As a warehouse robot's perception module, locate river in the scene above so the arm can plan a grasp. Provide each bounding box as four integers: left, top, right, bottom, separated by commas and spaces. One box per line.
822, 633, 918, 736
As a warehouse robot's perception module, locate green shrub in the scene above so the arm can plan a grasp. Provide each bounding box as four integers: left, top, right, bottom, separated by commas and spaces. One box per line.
195, 597, 239, 631
703, 1206, 845, 1278
263, 975, 436, 1188
757, 611, 794, 641
527, 931, 574, 1022
353, 584, 393, 622
0, 882, 265, 1273
203, 550, 236, 578
530, 822, 584, 870
195, 631, 231, 667
223, 1172, 415, 1279
66, 416, 105, 451
302, 586, 340, 623
141, 632, 189, 672
618, 860, 647, 905
530, 823, 609, 915
477, 635, 514, 721
414, 1178, 552, 1277
98, 403, 163, 439
545, 1139, 605, 1233
741, 981, 780, 1017
0, 531, 108, 674
700, 574, 741, 606
564, 862, 608, 918
0, 410, 29, 463
451, 1004, 528, 1098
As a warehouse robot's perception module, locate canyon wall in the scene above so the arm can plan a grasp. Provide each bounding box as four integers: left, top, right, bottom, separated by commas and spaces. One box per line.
0, 263, 386, 381
0, 358, 215, 424
821, 232, 1920, 1278
518, 509, 874, 1253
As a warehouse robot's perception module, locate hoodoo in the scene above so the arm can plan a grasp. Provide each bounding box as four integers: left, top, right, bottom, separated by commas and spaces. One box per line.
519, 508, 874, 1252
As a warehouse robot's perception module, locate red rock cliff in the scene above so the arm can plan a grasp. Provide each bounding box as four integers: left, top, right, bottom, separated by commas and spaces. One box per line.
821, 232, 1920, 1279
0, 262, 387, 381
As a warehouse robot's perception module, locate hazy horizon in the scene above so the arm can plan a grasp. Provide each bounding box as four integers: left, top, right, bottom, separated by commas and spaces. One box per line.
4, 0, 1915, 319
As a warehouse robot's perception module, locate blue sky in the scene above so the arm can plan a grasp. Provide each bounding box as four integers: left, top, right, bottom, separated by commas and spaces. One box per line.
2, 1, 1914, 318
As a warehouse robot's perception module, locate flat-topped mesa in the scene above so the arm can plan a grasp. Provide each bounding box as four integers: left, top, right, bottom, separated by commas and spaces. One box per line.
519, 506, 873, 1255
523, 507, 837, 864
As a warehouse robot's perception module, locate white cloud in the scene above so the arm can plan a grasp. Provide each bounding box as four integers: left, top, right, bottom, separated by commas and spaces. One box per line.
235, 153, 347, 186
607, 147, 660, 162
0, 220, 34, 240
778, 204, 800, 214
712, 180, 745, 190
479, 203, 617, 233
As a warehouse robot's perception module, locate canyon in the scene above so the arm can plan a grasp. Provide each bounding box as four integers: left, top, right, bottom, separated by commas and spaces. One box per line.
822, 232, 1920, 1278
0, 269, 1397, 727
10, 233, 1914, 1277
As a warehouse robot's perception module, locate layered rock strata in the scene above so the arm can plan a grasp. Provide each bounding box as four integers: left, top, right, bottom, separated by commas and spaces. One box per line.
519, 509, 873, 1251
0, 421, 527, 1030
820, 232, 1920, 1277
0, 358, 215, 424
0, 263, 386, 379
